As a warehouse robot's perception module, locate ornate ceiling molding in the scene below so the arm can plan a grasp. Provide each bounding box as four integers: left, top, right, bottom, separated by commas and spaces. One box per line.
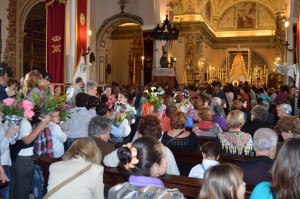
96, 12, 143, 48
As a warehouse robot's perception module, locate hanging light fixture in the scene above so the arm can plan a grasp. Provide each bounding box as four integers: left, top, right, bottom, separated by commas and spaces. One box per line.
153, 15, 179, 41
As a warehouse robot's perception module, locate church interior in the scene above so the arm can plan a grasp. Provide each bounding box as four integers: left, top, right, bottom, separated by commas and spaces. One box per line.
0, 0, 299, 89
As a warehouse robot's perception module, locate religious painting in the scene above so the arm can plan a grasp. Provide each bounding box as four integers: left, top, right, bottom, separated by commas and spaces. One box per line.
237, 2, 256, 29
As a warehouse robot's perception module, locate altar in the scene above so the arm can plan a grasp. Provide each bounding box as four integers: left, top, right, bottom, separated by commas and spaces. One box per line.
153, 68, 176, 88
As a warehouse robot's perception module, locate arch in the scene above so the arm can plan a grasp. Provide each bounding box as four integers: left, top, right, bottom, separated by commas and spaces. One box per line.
96, 12, 143, 49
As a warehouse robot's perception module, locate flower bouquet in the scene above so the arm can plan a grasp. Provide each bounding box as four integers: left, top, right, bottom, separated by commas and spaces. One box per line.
113, 102, 136, 125
143, 87, 163, 111
58, 104, 78, 122
32, 91, 67, 119
0, 95, 35, 144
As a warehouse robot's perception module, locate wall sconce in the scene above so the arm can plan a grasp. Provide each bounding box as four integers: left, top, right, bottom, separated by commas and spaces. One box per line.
82, 30, 92, 56
284, 21, 295, 53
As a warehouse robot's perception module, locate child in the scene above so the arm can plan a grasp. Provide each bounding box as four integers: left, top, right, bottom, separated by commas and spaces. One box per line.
189, 141, 220, 179
48, 109, 67, 158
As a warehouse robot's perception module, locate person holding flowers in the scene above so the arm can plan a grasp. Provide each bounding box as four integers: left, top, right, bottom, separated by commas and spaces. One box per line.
112, 90, 136, 144
23, 70, 43, 102
0, 94, 49, 199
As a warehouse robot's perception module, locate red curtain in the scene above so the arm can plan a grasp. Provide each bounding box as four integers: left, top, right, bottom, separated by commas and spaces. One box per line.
75, 0, 87, 74
46, 0, 66, 83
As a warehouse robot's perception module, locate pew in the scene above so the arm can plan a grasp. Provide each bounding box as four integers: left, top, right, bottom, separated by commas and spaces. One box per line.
35, 156, 254, 199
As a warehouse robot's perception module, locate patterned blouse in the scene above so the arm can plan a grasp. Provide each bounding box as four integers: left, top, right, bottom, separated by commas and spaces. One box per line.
218, 131, 253, 155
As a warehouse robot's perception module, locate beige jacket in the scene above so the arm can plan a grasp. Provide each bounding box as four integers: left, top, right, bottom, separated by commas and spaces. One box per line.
47, 157, 104, 199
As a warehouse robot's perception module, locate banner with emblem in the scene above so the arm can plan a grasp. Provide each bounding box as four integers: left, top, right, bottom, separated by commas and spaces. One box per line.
46, 0, 66, 83
75, 0, 87, 76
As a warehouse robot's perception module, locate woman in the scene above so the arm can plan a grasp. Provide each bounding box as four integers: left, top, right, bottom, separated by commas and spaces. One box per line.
160, 104, 177, 132
218, 110, 253, 155
212, 104, 229, 130
199, 163, 246, 199
9, 115, 50, 199
47, 137, 104, 199
232, 100, 248, 123
108, 136, 183, 198
161, 111, 199, 151
193, 107, 222, 137
250, 137, 300, 199
132, 85, 145, 138
23, 70, 42, 102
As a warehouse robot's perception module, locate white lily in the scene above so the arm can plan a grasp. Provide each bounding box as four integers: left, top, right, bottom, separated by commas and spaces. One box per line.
151, 87, 156, 92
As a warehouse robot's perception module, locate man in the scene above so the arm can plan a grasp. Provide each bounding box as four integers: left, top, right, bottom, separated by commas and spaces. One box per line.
237, 128, 277, 185
213, 81, 229, 110
88, 115, 115, 162
0, 67, 8, 100
85, 81, 98, 97
241, 105, 271, 137
66, 77, 84, 104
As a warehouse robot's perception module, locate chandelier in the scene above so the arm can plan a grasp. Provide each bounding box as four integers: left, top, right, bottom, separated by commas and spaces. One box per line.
153, 15, 179, 41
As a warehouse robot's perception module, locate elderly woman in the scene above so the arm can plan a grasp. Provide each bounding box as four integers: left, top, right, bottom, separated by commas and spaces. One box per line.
85, 81, 98, 97
212, 104, 229, 130
88, 115, 115, 162
274, 115, 300, 141
276, 103, 292, 119
218, 110, 253, 155
241, 105, 270, 137
161, 111, 199, 151
46, 137, 104, 199
193, 107, 222, 137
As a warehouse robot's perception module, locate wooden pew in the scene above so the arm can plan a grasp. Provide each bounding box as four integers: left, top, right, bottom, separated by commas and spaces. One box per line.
36, 156, 254, 199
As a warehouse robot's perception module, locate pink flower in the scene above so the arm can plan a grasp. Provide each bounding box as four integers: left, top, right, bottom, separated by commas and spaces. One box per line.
24, 109, 35, 119
3, 98, 15, 106
22, 100, 35, 110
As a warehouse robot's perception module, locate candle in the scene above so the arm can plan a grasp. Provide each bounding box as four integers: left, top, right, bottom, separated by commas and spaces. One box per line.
284, 21, 289, 41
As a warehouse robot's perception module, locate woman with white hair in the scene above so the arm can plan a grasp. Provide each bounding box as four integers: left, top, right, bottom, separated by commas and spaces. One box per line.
276, 103, 292, 119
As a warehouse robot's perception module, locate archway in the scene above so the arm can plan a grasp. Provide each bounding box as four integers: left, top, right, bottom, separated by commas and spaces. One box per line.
95, 12, 143, 85
23, 2, 46, 75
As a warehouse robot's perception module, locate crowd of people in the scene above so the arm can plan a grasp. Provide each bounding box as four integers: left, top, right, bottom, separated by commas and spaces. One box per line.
0, 67, 299, 199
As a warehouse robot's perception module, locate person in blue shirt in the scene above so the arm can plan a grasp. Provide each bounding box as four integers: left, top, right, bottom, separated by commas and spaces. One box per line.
250, 137, 300, 199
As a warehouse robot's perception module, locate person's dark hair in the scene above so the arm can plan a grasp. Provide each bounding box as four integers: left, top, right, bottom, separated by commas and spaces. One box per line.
213, 81, 221, 88
138, 115, 162, 139
280, 85, 289, 93
134, 85, 144, 109
258, 87, 265, 94
41, 71, 51, 81
165, 104, 177, 117
96, 103, 108, 116
119, 90, 129, 100
222, 85, 230, 93
202, 141, 219, 159
270, 137, 300, 199
75, 77, 83, 84
7, 78, 18, 87
75, 92, 90, 107
86, 96, 99, 110
117, 136, 164, 176
103, 84, 111, 91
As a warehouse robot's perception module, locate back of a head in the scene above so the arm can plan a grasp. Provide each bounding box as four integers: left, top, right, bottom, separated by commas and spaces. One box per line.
213, 104, 225, 117
253, 128, 278, 152
88, 115, 112, 138
75, 92, 90, 107
165, 104, 177, 117
170, 111, 186, 129
271, 137, 300, 199
63, 137, 102, 164
226, 110, 244, 129
277, 103, 292, 115
86, 96, 99, 110
75, 77, 83, 84
211, 97, 222, 106
117, 136, 164, 176
85, 81, 97, 91
250, 105, 268, 122
274, 115, 300, 136
96, 103, 108, 116
202, 141, 219, 160
199, 163, 243, 199
138, 115, 162, 139
198, 107, 213, 122
232, 100, 243, 110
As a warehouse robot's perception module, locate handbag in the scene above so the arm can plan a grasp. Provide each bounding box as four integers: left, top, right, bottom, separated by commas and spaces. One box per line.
44, 163, 92, 199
